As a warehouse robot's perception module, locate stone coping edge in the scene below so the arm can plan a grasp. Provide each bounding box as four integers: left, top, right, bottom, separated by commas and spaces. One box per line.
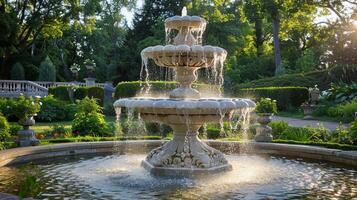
0, 140, 356, 167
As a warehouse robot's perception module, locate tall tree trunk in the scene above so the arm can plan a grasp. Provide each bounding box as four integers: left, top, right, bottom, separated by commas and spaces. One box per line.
272, 14, 283, 75
255, 17, 263, 56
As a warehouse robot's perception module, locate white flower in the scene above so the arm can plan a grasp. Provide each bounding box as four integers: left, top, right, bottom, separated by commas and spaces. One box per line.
266, 98, 271, 101
39, 102, 43, 106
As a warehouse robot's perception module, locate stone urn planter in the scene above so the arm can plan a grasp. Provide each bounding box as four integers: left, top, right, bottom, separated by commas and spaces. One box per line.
17, 115, 40, 147
254, 113, 273, 142
301, 103, 314, 120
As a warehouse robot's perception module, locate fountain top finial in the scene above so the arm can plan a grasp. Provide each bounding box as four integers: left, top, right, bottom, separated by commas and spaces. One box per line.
181, 7, 187, 16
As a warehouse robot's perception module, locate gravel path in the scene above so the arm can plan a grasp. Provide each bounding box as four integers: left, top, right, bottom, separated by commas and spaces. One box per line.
272, 116, 349, 131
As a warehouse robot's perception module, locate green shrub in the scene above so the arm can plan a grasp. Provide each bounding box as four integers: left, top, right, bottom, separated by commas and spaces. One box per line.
72, 97, 110, 136
48, 86, 72, 101
235, 65, 356, 90
335, 99, 357, 122
114, 81, 218, 99
349, 118, 357, 145
0, 113, 10, 142
278, 125, 330, 142
255, 98, 278, 114
11, 62, 25, 80
331, 124, 351, 144
87, 86, 104, 104
325, 83, 357, 103
38, 56, 56, 81
49, 86, 104, 104
269, 121, 289, 138
9, 124, 22, 136
206, 128, 221, 139
233, 87, 308, 110
0, 98, 12, 118
37, 95, 67, 122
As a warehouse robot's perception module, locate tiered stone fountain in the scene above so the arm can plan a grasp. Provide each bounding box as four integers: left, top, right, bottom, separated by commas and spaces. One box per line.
114, 8, 255, 176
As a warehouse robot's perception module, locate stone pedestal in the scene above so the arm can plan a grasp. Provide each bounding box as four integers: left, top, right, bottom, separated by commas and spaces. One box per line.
141, 120, 231, 176
84, 78, 96, 86
254, 113, 273, 142
17, 117, 39, 147
301, 104, 314, 120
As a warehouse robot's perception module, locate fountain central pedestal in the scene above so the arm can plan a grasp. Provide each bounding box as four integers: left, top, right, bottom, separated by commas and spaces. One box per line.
141, 121, 232, 176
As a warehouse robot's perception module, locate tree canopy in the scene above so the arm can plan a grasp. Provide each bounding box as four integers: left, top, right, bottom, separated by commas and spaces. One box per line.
0, 0, 355, 85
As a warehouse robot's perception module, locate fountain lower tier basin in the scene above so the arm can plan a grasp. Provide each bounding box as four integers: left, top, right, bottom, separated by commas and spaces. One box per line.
0, 142, 356, 199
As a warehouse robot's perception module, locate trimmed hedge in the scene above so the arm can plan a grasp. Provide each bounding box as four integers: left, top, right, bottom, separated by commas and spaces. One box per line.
115, 81, 219, 98
49, 86, 104, 104
234, 65, 357, 90
233, 87, 308, 110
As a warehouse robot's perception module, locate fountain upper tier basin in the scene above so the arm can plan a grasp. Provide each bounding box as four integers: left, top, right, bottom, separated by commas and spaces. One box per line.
165, 15, 206, 29
141, 45, 227, 68
114, 97, 255, 123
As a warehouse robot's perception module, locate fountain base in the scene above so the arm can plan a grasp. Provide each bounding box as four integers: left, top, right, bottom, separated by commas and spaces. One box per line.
142, 160, 232, 177
142, 126, 232, 176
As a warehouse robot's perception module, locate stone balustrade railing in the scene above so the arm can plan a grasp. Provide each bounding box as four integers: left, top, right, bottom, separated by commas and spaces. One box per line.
33, 81, 105, 88
0, 80, 48, 97
0, 80, 105, 98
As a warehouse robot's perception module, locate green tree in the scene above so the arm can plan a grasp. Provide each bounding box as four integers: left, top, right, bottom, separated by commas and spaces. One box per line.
11, 62, 25, 80
38, 56, 56, 81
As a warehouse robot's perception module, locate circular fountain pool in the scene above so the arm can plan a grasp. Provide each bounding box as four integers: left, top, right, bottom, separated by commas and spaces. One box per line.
0, 153, 356, 199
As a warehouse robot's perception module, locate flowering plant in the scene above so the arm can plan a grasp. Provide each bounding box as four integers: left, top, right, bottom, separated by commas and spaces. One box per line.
9, 96, 41, 124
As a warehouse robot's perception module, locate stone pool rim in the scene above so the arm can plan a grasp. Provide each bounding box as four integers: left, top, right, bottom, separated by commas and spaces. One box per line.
0, 140, 356, 167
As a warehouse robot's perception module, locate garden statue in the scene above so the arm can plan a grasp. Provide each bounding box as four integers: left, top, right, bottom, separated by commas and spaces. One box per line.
309, 85, 320, 105
114, 7, 255, 176
301, 85, 320, 120
254, 98, 277, 142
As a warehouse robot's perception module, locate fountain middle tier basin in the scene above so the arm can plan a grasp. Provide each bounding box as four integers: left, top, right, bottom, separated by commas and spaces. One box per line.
141, 45, 227, 68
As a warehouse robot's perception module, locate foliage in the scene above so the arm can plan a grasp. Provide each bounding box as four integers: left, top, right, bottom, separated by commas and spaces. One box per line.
331, 124, 352, 144
349, 118, 357, 145
37, 95, 76, 122
10, 62, 25, 80
272, 124, 331, 142
206, 128, 221, 139
49, 86, 104, 104
38, 56, 56, 81
323, 83, 357, 103
295, 49, 318, 73
9, 96, 41, 123
236, 65, 357, 90
255, 98, 278, 114
269, 121, 289, 138
72, 97, 110, 136
49, 124, 72, 138
317, 99, 357, 123
0, 113, 10, 142
9, 124, 22, 136
234, 87, 307, 110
